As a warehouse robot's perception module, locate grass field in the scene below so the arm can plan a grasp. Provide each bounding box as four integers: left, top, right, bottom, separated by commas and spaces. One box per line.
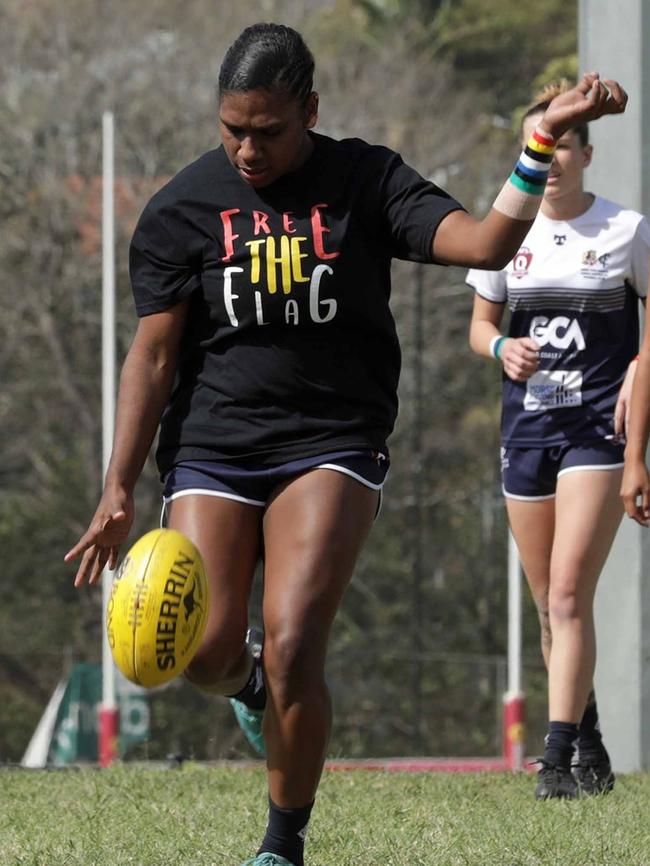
2, 764, 649, 866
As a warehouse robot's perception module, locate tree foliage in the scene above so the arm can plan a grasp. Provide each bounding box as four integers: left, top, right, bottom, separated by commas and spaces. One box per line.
350, 0, 577, 113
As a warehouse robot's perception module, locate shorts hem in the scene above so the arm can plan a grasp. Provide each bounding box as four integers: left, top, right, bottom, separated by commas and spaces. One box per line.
316, 463, 387, 491
163, 488, 266, 507
502, 487, 556, 502
557, 462, 625, 478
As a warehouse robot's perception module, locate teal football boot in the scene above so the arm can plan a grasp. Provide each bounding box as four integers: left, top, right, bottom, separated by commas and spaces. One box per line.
241, 855, 296, 866
230, 626, 266, 756
229, 697, 266, 757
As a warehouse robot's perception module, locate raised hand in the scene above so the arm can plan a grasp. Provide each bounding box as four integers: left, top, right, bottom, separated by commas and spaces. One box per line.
64, 490, 135, 587
540, 73, 628, 140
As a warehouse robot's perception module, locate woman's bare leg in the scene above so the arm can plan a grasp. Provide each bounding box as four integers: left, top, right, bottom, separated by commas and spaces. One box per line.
548, 469, 624, 722
167, 494, 263, 693
261, 469, 378, 808
505, 497, 555, 665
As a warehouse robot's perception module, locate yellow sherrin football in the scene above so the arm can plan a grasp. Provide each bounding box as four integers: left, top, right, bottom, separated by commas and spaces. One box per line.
107, 528, 209, 687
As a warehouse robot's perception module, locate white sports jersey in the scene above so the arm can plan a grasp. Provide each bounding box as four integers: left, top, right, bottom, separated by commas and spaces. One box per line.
467, 196, 650, 447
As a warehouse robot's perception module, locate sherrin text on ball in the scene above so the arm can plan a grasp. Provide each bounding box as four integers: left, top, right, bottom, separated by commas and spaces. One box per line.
106, 529, 209, 687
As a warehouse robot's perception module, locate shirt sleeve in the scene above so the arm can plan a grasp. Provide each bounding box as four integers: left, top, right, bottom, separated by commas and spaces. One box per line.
628, 215, 650, 299
376, 150, 465, 263
129, 198, 202, 316
465, 267, 508, 303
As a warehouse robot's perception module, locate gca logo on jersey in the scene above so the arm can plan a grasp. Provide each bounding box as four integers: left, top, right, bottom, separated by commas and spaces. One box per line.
529, 316, 586, 350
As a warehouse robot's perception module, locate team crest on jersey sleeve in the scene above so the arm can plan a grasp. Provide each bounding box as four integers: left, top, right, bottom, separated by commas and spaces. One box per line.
512, 246, 533, 278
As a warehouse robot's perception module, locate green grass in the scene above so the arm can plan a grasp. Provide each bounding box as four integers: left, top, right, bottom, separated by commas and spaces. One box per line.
1, 765, 649, 865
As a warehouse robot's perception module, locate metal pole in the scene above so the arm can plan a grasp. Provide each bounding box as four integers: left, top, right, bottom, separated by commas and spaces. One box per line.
581, 0, 650, 773
507, 531, 522, 695
99, 110, 119, 767
411, 264, 424, 751
503, 531, 525, 770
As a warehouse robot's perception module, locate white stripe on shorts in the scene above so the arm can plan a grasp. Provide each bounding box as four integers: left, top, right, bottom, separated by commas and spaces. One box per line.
163, 488, 266, 507
316, 463, 386, 517
160, 488, 266, 528
557, 462, 624, 478
502, 486, 556, 502
316, 462, 387, 491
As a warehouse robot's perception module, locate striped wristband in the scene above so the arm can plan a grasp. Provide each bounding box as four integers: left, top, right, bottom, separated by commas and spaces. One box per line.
489, 335, 506, 360
493, 126, 557, 221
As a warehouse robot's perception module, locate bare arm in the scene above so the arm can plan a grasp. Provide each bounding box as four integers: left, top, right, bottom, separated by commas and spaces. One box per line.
433, 74, 627, 268
469, 293, 539, 381
435, 208, 536, 270
65, 301, 189, 584
621, 321, 650, 525
613, 358, 639, 438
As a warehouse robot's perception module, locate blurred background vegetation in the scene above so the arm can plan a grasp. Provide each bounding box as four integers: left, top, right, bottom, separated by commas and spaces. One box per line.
0, 0, 579, 762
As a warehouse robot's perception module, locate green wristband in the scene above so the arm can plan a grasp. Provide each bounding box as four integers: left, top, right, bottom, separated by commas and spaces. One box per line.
493, 336, 506, 360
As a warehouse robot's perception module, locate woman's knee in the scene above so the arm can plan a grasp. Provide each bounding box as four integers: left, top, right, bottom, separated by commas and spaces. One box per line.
185, 626, 248, 684
264, 627, 326, 701
548, 574, 590, 622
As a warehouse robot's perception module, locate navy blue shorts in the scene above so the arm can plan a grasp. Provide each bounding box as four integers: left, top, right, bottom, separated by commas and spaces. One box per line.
162, 450, 389, 509
501, 441, 625, 500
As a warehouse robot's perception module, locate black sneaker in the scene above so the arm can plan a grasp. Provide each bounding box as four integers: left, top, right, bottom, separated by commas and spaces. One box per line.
573, 753, 615, 795
534, 760, 579, 800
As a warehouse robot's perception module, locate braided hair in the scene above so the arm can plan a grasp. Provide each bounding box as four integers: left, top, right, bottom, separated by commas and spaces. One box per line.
219, 23, 315, 106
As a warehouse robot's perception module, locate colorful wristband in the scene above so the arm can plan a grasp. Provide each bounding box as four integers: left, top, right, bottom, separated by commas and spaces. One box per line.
493, 125, 557, 221
489, 335, 506, 360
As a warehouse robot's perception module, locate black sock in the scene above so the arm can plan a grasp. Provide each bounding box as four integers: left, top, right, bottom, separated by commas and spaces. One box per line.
578, 691, 605, 756
227, 656, 266, 710
258, 798, 314, 866
544, 721, 578, 768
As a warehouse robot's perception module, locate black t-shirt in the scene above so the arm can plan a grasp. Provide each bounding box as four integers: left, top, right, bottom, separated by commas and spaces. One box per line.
130, 132, 463, 474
